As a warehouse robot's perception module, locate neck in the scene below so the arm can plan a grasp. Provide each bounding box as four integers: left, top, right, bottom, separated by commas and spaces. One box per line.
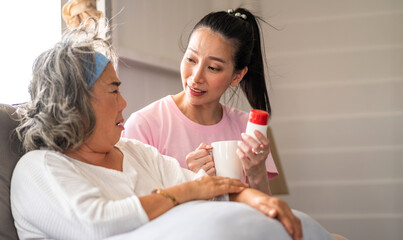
65, 144, 123, 171
172, 91, 223, 125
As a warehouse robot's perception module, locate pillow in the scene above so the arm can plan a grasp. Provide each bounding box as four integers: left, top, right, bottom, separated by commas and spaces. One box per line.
107, 201, 335, 240
0, 104, 23, 240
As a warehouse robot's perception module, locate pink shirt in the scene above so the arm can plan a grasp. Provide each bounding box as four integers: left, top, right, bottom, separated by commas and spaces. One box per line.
123, 96, 278, 180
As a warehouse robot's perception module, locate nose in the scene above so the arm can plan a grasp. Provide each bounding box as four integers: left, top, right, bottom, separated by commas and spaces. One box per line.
119, 93, 127, 111
191, 64, 205, 84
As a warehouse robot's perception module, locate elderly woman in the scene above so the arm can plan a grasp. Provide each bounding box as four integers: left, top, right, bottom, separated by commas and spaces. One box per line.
10, 21, 335, 240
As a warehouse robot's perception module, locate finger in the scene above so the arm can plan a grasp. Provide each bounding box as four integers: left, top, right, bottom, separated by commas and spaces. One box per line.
198, 154, 214, 166
256, 205, 277, 218
237, 140, 262, 162
241, 133, 260, 150
276, 207, 299, 238
292, 216, 303, 240
242, 132, 271, 157
196, 142, 213, 151
253, 129, 270, 147
187, 148, 213, 165
191, 148, 212, 159
205, 166, 216, 176
201, 161, 215, 173
236, 148, 248, 166
187, 143, 212, 164
213, 176, 249, 188
188, 155, 213, 171
223, 178, 249, 188
279, 215, 295, 237
204, 179, 246, 196
217, 181, 247, 194
237, 140, 254, 158
268, 208, 277, 218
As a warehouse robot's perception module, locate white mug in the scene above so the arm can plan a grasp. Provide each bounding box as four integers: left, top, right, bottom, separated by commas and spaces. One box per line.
211, 140, 243, 180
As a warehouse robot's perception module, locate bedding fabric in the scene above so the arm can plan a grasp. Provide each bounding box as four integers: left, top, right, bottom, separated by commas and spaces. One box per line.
108, 200, 336, 240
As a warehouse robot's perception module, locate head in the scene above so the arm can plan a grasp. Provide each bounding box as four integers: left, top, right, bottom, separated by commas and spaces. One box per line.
183, 8, 271, 113
180, 27, 247, 109
84, 62, 126, 153
16, 19, 125, 153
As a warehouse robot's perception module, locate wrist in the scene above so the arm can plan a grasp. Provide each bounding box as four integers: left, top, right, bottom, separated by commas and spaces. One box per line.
230, 188, 253, 203
151, 188, 179, 206
245, 166, 271, 195
165, 181, 195, 204
246, 165, 268, 185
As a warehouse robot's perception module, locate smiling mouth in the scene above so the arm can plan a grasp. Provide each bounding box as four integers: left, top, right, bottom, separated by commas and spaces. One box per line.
189, 86, 206, 94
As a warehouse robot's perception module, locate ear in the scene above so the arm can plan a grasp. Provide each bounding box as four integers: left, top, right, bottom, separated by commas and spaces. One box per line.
230, 67, 248, 87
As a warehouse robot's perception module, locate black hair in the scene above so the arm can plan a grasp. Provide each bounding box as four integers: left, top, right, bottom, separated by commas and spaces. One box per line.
190, 8, 271, 114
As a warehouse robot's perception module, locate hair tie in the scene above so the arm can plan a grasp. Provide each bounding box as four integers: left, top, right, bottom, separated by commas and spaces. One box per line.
227, 9, 247, 20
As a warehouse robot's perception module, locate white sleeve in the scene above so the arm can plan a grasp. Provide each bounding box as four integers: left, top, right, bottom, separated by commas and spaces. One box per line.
161, 154, 207, 181
11, 150, 149, 240
136, 143, 207, 188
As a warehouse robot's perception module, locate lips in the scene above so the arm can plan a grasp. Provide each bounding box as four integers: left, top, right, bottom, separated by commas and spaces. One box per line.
188, 86, 206, 96
116, 120, 125, 129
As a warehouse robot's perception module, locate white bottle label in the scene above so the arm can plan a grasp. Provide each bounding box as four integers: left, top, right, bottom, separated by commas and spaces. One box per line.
245, 122, 267, 143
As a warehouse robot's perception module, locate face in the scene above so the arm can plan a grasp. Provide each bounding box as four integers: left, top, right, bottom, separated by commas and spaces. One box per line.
180, 27, 247, 108
86, 63, 127, 151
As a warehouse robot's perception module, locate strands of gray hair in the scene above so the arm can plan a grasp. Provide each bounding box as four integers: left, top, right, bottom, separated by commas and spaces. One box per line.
16, 18, 116, 153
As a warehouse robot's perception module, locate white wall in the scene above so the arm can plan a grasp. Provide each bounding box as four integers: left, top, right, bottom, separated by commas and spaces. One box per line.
118, 59, 181, 120
112, 1, 403, 239
263, 1, 403, 239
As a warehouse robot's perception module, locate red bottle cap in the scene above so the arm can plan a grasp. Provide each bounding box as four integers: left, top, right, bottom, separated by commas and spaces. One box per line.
248, 109, 269, 125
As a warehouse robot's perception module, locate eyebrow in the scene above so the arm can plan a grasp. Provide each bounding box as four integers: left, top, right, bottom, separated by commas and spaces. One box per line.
188, 47, 227, 64
110, 81, 121, 87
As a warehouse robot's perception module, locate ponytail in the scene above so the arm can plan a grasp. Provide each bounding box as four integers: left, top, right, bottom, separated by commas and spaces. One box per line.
237, 8, 271, 113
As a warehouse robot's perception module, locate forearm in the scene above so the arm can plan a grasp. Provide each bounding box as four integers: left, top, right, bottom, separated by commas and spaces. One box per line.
140, 176, 247, 220
246, 167, 272, 195
139, 181, 195, 220
229, 188, 258, 203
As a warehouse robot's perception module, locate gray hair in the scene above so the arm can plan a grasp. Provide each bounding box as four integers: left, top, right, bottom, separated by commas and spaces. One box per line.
16, 18, 117, 153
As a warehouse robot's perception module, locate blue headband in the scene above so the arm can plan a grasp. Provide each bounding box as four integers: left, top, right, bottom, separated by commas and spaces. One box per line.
85, 52, 110, 88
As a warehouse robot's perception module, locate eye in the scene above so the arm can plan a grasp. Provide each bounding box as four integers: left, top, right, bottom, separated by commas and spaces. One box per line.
186, 57, 196, 63
208, 66, 221, 71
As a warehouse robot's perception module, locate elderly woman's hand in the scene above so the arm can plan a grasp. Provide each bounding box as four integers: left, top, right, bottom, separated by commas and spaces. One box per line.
142, 176, 248, 220
185, 143, 216, 176
187, 175, 247, 200
231, 188, 303, 240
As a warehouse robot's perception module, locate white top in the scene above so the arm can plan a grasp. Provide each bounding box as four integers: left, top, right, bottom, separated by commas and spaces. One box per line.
10, 138, 205, 239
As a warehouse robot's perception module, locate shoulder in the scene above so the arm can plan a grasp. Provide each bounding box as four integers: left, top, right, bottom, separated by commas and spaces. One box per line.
222, 105, 249, 124
15, 150, 65, 171
117, 138, 181, 173
117, 138, 161, 157
117, 138, 146, 150
11, 149, 75, 191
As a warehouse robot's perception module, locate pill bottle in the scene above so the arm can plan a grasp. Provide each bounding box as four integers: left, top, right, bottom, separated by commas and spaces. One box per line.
245, 109, 269, 143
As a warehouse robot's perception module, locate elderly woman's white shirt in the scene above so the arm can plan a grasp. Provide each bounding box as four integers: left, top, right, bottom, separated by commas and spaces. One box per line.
10, 138, 205, 240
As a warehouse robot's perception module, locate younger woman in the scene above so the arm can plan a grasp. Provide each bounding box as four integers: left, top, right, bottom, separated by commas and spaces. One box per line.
123, 8, 277, 195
